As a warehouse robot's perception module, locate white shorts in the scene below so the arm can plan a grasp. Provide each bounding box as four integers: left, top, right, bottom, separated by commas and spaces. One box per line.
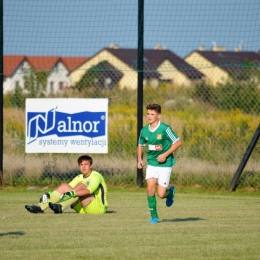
145, 165, 172, 187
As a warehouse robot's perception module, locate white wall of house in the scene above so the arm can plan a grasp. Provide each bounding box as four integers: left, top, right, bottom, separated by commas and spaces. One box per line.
3, 60, 31, 93
4, 60, 71, 95
46, 62, 71, 94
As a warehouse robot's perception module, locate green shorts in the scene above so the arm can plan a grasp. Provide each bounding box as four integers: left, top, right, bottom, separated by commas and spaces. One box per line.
73, 196, 106, 214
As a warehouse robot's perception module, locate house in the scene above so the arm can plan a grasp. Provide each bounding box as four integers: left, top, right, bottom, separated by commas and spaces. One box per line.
3, 55, 29, 93
70, 46, 204, 89
26, 56, 70, 94
185, 49, 260, 86
3, 55, 89, 95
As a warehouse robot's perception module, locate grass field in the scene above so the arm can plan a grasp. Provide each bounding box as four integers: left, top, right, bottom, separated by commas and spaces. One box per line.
0, 188, 260, 260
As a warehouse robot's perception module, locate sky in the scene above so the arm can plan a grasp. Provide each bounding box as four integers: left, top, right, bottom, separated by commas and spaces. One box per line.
4, 0, 260, 58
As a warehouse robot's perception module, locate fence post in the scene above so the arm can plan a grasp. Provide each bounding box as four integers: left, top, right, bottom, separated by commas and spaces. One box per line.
137, 0, 144, 187
229, 124, 260, 191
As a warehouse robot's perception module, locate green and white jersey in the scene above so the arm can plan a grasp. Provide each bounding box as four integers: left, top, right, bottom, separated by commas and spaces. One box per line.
138, 121, 179, 167
69, 171, 108, 207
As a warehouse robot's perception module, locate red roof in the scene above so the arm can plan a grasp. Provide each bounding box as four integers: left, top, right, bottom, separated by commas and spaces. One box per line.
61, 57, 89, 72
4, 55, 25, 77
26, 56, 60, 71
3, 55, 90, 77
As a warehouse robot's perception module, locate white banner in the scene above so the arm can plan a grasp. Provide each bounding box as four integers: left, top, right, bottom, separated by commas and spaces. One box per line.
25, 98, 108, 153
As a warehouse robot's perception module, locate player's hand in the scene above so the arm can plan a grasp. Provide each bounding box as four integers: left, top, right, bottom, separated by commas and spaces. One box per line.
39, 191, 51, 203
157, 155, 166, 163
137, 160, 143, 169
60, 190, 76, 202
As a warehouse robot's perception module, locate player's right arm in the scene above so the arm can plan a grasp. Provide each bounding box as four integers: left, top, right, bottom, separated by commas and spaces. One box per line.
137, 145, 144, 169
137, 128, 147, 169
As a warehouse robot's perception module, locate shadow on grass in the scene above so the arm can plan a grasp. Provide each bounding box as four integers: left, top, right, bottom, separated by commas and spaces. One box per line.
106, 210, 116, 214
0, 231, 25, 237
160, 217, 205, 222
60, 210, 116, 214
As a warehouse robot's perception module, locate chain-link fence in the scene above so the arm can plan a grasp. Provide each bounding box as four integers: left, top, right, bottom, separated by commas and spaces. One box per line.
2, 0, 260, 190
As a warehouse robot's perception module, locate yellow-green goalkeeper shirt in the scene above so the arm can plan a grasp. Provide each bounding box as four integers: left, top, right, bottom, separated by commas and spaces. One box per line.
69, 171, 108, 207
138, 121, 180, 167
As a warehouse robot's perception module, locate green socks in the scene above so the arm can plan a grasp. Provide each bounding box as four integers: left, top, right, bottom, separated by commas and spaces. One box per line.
147, 195, 158, 219
39, 190, 78, 212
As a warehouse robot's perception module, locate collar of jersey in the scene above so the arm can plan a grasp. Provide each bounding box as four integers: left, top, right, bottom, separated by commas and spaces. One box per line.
149, 121, 160, 132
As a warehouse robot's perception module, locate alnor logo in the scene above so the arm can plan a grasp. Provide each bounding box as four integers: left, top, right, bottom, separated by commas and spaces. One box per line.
27, 107, 106, 144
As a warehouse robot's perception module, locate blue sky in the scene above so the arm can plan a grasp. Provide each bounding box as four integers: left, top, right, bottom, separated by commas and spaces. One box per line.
4, 0, 260, 58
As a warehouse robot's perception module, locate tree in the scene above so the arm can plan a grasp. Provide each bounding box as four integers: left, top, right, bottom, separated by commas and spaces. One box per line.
74, 61, 122, 91
23, 68, 49, 97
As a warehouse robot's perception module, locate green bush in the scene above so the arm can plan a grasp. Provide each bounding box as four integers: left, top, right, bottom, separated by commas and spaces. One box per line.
194, 79, 260, 114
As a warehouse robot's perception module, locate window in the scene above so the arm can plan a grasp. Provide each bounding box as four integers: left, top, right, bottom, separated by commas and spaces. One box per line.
50, 82, 54, 93
59, 82, 64, 90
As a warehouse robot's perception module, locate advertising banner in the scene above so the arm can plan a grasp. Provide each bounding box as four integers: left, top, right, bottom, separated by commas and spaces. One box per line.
25, 98, 108, 153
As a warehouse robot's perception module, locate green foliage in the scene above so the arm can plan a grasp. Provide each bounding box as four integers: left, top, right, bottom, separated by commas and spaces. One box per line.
13, 86, 25, 109
194, 79, 260, 114
238, 170, 260, 189
215, 81, 260, 113
228, 59, 258, 80
108, 116, 137, 157
5, 116, 25, 153
174, 172, 234, 190
181, 110, 259, 162
194, 80, 215, 104
24, 68, 50, 97
4, 87, 26, 109
144, 82, 195, 110
74, 61, 121, 91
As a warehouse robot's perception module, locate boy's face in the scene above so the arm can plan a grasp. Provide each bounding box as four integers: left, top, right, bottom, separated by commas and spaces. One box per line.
147, 109, 160, 124
79, 160, 92, 175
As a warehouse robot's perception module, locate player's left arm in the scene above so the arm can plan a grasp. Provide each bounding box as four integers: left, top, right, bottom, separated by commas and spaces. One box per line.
157, 139, 182, 163
74, 173, 102, 196
60, 183, 90, 202
61, 173, 102, 200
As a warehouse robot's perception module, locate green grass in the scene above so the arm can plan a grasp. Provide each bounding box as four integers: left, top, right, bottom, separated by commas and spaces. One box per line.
0, 188, 260, 260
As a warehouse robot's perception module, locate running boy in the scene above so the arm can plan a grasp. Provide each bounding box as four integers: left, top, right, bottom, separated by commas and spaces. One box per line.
137, 103, 181, 224
25, 155, 108, 214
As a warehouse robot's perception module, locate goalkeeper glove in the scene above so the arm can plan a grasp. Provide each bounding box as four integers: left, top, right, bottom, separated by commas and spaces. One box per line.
39, 191, 51, 203
60, 190, 76, 202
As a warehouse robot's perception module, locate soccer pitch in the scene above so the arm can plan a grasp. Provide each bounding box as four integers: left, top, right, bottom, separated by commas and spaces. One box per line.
0, 188, 260, 260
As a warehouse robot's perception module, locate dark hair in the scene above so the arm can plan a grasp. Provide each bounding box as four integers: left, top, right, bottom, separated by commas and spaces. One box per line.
146, 103, 161, 114
78, 155, 93, 165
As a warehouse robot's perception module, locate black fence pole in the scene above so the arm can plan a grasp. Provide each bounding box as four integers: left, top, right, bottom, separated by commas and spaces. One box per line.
229, 123, 260, 191
0, 0, 3, 187
137, 0, 144, 187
